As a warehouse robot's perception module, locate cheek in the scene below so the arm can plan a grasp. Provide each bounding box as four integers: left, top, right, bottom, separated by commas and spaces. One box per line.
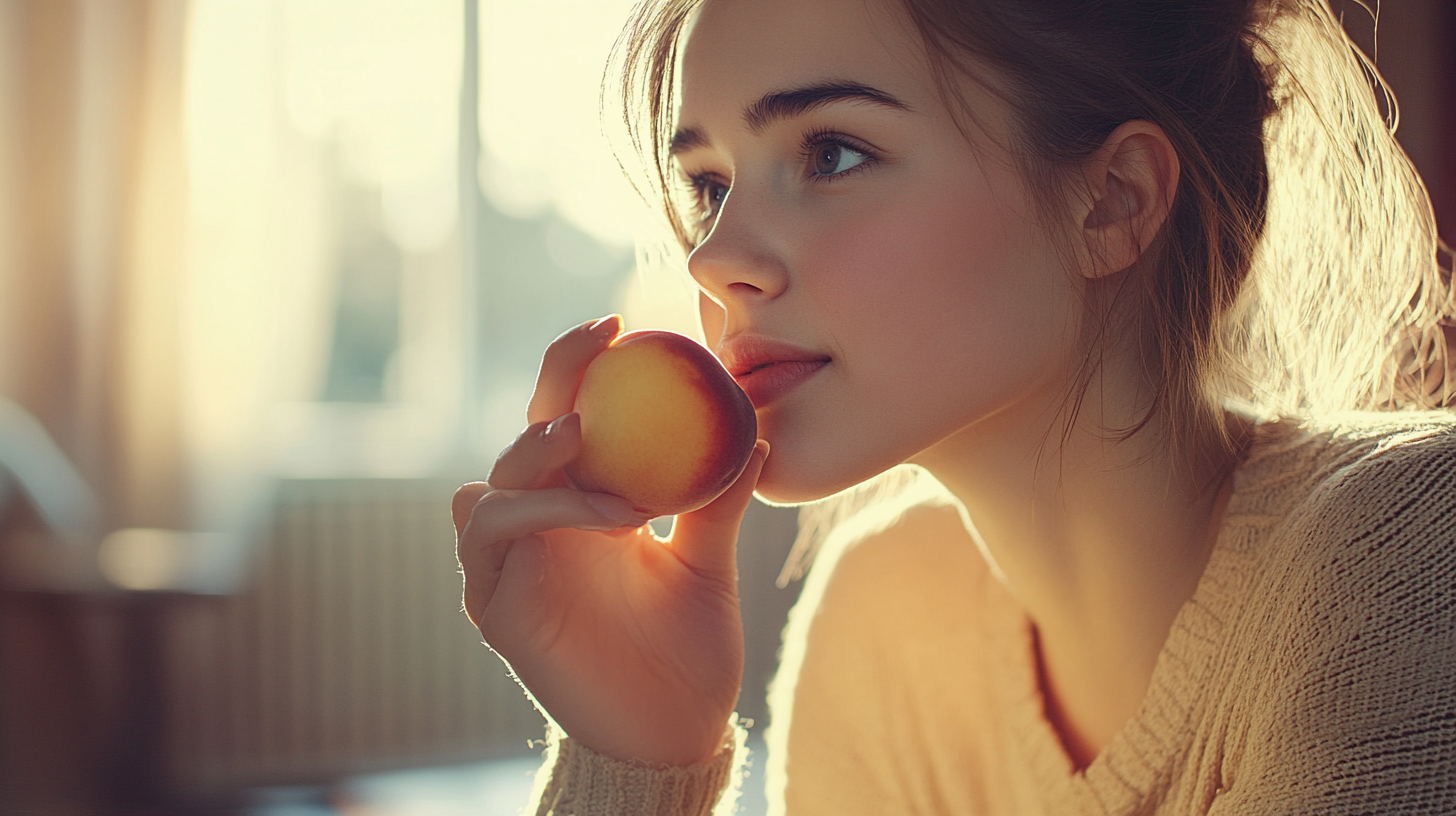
753, 165, 1083, 504
751, 163, 1083, 504
698, 292, 725, 347
808, 173, 1076, 394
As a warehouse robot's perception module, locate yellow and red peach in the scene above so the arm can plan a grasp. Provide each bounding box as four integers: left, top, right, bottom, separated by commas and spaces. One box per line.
566, 329, 758, 517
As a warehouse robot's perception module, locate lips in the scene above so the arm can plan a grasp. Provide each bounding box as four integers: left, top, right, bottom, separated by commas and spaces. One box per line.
716, 334, 831, 408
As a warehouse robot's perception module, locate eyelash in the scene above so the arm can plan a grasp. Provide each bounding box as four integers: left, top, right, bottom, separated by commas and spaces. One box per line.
797, 127, 878, 183
684, 173, 728, 224
680, 128, 881, 226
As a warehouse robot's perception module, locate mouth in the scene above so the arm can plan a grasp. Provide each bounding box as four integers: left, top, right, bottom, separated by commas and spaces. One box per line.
734, 359, 828, 379
716, 334, 832, 409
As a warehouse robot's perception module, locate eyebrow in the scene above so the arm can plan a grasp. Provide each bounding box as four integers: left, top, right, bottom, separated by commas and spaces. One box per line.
669, 80, 911, 156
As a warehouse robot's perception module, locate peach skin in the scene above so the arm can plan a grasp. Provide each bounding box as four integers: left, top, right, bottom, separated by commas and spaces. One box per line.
565, 330, 758, 517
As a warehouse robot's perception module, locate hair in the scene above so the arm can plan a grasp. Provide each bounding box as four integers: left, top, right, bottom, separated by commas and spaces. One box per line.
606, 0, 1454, 582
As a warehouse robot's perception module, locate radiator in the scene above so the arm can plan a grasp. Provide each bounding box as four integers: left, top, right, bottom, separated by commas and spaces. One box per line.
160, 478, 801, 800
163, 478, 545, 795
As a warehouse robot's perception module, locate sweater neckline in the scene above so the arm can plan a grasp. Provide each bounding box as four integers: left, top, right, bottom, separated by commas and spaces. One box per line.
988, 415, 1308, 813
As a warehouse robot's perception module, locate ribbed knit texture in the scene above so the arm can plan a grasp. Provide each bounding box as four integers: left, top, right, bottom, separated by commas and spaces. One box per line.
531, 719, 744, 816
527, 411, 1456, 815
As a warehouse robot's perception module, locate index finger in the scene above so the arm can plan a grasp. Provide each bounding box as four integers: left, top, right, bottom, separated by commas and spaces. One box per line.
526, 314, 621, 424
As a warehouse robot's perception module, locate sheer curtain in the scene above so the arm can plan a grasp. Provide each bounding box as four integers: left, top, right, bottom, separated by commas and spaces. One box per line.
0, 0, 473, 593
0, 0, 192, 590
0, 0, 712, 595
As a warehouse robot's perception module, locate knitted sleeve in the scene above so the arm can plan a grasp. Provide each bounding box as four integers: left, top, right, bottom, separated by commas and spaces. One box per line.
1209, 424, 1456, 814
525, 719, 745, 816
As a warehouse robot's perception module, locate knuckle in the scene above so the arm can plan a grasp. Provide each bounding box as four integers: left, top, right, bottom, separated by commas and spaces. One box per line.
464, 487, 593, 543
541, 324, 601, 375
453, 481, 488, 503
472, 488, 520, 515
539, 334, 576, 371
464, 489, 516, 536
452, 482, 489, 524
511, 420, 548, 446
486, 423, 547, 484
485, 451, 512, 487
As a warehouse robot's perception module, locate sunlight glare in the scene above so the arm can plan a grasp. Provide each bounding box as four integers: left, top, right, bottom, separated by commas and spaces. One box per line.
283, 0, 462, 253
479, 0, 649, 247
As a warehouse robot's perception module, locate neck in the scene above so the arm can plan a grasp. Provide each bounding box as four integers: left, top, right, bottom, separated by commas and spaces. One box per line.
910, 368, 1248, 763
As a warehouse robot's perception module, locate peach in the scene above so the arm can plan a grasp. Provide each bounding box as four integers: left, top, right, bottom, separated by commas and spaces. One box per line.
566, 329, 758, 517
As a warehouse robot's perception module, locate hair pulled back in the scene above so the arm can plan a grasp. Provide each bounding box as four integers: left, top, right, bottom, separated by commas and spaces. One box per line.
610, 0, 1453, 575
900, 0, 1277, 459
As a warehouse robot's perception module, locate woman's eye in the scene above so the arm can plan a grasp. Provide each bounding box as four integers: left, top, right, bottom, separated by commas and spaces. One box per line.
693, 177, 729, 219
811, 143, 869, 177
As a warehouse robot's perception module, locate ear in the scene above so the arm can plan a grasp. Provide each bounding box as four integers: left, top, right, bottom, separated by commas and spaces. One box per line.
1077, 120, 1179, 279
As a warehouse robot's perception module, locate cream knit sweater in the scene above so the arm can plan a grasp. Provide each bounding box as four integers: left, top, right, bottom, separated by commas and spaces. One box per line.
527, 412, 1456, 815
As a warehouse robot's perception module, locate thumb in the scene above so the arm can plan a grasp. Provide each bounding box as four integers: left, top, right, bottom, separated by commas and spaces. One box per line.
668, 440, 769, 575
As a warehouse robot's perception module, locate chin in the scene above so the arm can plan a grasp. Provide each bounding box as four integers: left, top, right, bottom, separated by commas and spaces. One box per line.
750, 442, 891, 507
751, 484, 824, 508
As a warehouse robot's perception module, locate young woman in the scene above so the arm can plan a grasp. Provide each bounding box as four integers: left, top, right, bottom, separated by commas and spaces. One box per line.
453, 0, 1456, 812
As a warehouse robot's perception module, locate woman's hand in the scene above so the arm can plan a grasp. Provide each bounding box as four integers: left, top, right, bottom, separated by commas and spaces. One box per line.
453, 315, 769, 767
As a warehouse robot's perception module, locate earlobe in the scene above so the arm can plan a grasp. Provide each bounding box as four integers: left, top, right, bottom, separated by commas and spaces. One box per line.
1078, 121, 1179, 279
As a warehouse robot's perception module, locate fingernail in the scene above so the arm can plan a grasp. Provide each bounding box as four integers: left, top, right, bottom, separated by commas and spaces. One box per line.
588, 314, 621, 340
543, 412, 577, 442
587, 493, 634, 524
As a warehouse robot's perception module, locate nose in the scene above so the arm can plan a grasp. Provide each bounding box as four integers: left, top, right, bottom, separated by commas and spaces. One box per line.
686, 186, 789, 310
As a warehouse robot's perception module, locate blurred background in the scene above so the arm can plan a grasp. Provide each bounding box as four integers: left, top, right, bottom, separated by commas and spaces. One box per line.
0, 1, 1448, 814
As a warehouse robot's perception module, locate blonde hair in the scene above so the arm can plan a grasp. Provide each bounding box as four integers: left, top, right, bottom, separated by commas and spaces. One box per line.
1234, 0, 1451, 415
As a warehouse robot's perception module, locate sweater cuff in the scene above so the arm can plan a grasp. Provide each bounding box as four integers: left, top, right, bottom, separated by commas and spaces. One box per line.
533, 718, 746, 816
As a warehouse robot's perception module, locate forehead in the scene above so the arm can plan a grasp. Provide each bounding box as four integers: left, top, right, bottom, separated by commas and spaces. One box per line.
679, 0, 933, 123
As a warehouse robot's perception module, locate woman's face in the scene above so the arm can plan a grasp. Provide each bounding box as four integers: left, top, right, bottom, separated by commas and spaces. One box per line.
677, 0, 1086, 504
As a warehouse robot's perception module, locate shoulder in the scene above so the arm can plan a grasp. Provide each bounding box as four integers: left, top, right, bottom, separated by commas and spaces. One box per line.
1277, 410, 1456, 583
1258, 410, 1456, 658
1237, 410, 1456, 563
776, 493, 983, 682
1306, 408, 1456, 485
1238, 409, 1456, 492
1219, 411, 1456, 808
765, 491, 990, 810
773, 493, 984, 718
817, 499, 984, 615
